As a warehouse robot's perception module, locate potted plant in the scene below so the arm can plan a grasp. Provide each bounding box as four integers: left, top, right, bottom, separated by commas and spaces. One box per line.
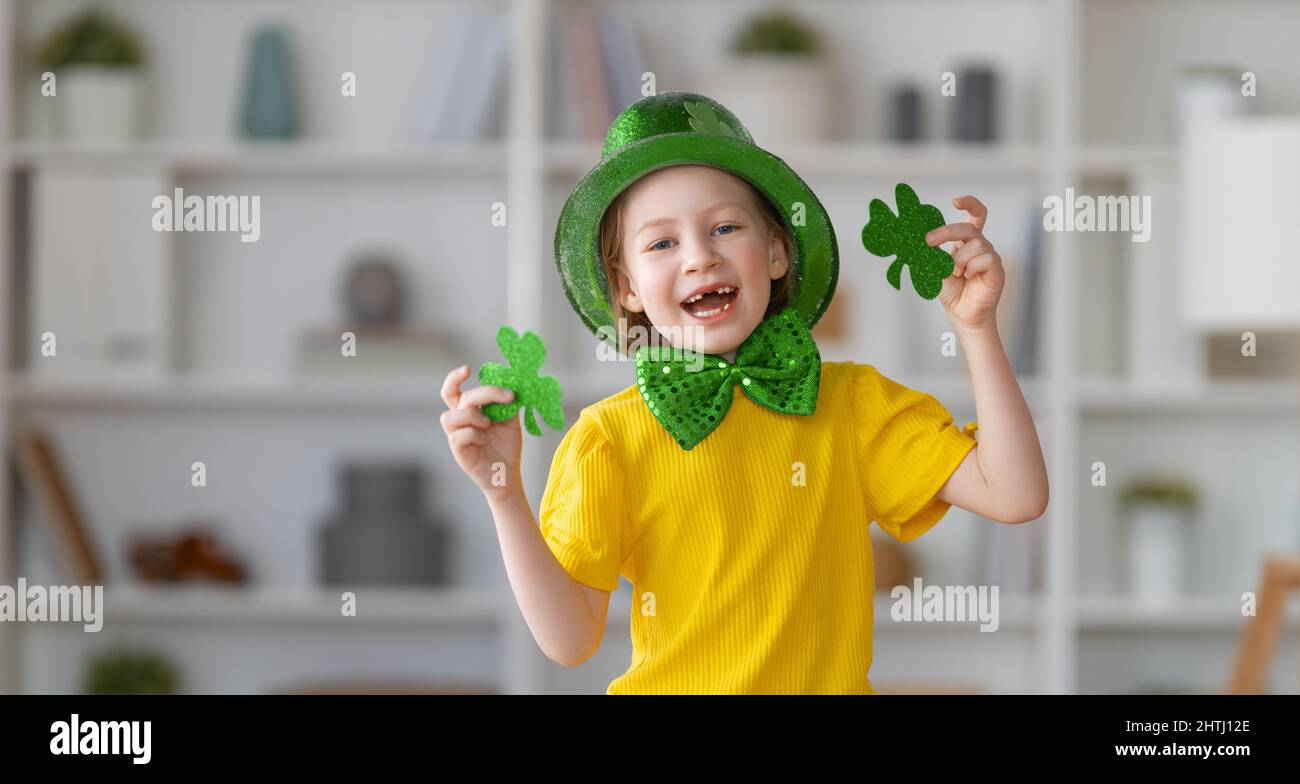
86, 649, 180, 694
700, 8, 830, 143
1119, 475, 1199, 606
33, 5, 147, 143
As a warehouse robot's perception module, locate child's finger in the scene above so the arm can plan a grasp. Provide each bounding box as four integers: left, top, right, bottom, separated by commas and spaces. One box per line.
458, 385, 515, 411
441, 407, 492, 433
953, 237, 993, 266
926, 222, 981, 247
953, 195, 988, 232
448, 426, 482, 452
962, 252, 1000, 279
440, 364, 470, 409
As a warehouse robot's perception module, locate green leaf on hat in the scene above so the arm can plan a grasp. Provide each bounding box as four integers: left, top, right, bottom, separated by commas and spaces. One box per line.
478, 326, 565, 437
683, 100, 738, 139
861, 182, 952, 300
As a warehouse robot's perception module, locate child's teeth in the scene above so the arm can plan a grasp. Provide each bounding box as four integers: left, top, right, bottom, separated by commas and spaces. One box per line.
683, 286, 735, 306
694, 301, 732, 318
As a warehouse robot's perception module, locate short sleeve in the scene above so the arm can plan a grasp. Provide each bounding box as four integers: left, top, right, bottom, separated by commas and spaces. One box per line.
854, 364, 979, 542
537, 412, 629, 592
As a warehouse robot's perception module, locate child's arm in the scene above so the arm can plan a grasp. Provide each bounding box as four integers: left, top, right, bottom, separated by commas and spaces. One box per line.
927, 196, 1050, 524
440, 365, 606, 667
488, 488, 610, 667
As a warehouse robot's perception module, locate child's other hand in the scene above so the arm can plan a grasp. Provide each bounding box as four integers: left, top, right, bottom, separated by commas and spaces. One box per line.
926, 195, 1005, 333
440, 364, 523, 502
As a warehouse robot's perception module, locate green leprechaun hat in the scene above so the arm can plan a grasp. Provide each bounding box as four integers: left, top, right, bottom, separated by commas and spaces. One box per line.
554, 91, 839, 349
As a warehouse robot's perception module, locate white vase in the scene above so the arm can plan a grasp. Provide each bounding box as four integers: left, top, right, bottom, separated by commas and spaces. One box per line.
1127, 503, 1189, 606
700, 55, 830, 144
1174, 67, 1248, 140
57, 65, 144, 144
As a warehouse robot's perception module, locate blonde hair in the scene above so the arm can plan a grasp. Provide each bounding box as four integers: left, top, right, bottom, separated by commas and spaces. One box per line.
599, 172, 795, 354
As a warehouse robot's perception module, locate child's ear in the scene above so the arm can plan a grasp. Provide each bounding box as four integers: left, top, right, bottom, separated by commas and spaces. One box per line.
618, 269, 645, 313
768, 232, 790, 279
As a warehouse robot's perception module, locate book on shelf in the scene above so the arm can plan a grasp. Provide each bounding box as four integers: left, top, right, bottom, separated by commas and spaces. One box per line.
977, 513, 1044, 596
554, 6, 649, 141
1011, 206, 1042, 376
597, 8, 649, 117
297, 326, 464, 379
8, 426, 105, 584
407, 8, 509, 142
567, 5, 612, 141
29, 169, 172, 382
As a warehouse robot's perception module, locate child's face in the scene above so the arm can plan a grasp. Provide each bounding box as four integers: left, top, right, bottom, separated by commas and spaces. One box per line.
615, 165, 788, 361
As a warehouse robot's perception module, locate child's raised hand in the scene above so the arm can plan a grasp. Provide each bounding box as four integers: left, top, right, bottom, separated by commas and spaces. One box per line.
440, 364, 523, 502
926, 195, 1006, 332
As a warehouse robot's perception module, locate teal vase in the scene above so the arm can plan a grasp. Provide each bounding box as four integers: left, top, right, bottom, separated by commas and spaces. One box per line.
240, 27, 298, 138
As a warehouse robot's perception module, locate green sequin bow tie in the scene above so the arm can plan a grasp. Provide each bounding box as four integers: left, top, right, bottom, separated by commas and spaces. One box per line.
634, 305, 821, 450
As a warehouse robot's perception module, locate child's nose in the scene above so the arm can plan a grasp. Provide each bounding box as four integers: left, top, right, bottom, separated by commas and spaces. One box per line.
680, 236, 722, 273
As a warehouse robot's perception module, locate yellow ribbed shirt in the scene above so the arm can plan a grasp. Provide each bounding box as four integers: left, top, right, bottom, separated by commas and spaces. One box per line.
537, 361, 979, 694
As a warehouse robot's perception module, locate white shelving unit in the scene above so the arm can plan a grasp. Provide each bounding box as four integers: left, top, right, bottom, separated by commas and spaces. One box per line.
8, 139, 509, 175
2, 0, 1297, 695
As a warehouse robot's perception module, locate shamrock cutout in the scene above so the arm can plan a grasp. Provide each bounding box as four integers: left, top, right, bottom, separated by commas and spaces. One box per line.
861, 182, 953, 300
683, 100, 738, 139
478, 326, 565, 437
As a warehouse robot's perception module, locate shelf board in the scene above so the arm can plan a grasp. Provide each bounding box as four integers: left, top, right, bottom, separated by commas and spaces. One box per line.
872, 592, 1041, 631
1078, 145, 1178, 179
7, 139, 507, 176
17, 372, 1285, 418
1079, 378, 1300, 414
1076, 595, 1299, 632
546, 141, 1047, 181
7, 374, 454, 412
0, 140, 1158, 181
61, 585, 510, 626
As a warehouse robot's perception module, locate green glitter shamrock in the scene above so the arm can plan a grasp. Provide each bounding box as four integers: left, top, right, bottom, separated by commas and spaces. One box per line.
477, 326, 565, 437
861, 182, 953, 300
684, 100, 738, 138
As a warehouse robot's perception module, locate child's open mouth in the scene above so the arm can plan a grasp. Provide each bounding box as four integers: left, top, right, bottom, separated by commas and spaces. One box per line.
680, 286, 738, 322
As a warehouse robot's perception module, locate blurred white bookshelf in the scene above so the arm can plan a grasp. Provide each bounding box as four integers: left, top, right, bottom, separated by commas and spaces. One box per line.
1079, 378, 1300, 415
97, 585, 507, 626
2, 0, 1298, 696
1077, 144, 1178, 179
8, 139, 508, 176
1075, 596, 1300, 632
8, 374, 471, 412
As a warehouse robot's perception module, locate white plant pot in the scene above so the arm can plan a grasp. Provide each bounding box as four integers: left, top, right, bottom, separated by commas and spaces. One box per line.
1174, 69, 1248, 139
57, 66, 144, 144
700, 55, 830, 144
1127, 503, 1190, 606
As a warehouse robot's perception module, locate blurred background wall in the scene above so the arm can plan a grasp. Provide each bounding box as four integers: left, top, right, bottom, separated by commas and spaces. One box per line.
0, 0, 1298, 694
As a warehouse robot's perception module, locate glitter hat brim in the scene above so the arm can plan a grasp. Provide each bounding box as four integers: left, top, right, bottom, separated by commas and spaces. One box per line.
554, 131, 839, 351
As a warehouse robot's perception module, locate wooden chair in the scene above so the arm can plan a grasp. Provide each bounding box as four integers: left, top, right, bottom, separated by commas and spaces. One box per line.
1226, 555, 1300, 694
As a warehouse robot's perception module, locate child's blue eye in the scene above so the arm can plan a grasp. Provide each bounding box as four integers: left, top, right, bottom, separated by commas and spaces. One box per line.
649, 239, 674, 251
714, 224, 738, 235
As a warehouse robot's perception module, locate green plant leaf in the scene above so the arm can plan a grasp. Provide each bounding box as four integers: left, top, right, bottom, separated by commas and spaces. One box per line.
33, 7, 146, 71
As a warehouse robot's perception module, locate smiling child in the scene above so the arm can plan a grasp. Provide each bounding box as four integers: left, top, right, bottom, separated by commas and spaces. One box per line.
440, 91, 1049, 694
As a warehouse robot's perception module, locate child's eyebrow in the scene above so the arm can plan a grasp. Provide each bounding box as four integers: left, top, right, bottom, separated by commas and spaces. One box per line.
632, 202, 747, 239
633, 216, 677, 238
